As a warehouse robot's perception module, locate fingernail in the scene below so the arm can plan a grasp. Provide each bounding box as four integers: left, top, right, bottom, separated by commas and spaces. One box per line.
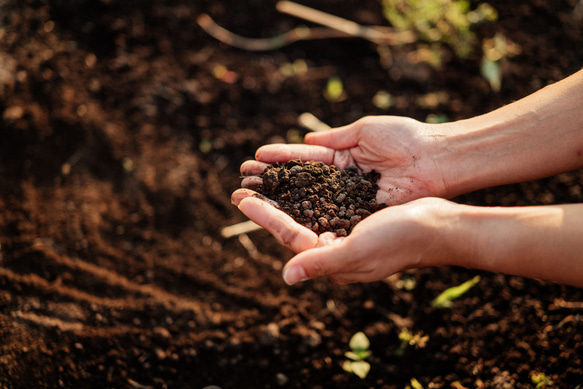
283, 266, 307, 285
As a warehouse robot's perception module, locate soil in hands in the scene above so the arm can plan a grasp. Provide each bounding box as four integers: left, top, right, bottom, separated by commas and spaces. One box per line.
255, 159, 387, 236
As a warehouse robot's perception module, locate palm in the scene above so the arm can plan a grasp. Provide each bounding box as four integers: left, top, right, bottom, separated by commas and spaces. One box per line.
239, 116, 448, 206
326, 116, 447, 205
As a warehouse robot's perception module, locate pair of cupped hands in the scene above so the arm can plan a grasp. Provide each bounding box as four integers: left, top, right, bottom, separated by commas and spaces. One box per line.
232, 116, 455, 286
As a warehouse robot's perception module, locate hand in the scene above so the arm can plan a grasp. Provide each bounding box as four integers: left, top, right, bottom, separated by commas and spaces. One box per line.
237, 116, 450, 206
231, 116, 454, 283
280, 197, 457, 285
231, 195, 457, 284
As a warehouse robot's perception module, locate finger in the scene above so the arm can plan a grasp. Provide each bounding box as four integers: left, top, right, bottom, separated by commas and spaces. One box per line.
305, 124, 360, 150
255, 144, 335, 165
240, 160, 270, 176
237, 196, 318, 253
282, 242, 352, 285
232, 188, 282, 208
231, 188, 258, 206
241, 176, 263, 188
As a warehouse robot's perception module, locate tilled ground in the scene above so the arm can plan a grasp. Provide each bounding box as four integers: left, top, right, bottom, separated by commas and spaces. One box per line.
1, 0, 583, 388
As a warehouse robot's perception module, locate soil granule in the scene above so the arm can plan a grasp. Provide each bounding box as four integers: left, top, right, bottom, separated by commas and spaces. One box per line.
2, 1, 583, 388
255, 160, 386, 235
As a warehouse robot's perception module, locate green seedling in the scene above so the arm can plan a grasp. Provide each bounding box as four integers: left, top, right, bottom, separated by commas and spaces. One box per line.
323, 76, 346, 102
406, 377, 424, 389
480, 57, 501, 92
342, 332, 372, 379
279, 59, 308, 78
394, 274, 417, 291
431, 275, 481, 308
395, 328, 429, 356
381, 0, 497, 60
480, 33, 522, 91
530, 372, 553, 388
426, 113, 449, 124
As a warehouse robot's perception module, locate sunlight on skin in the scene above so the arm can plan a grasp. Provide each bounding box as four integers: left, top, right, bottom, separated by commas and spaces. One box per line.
232, 188, 350, 285
239, 123, 446, 206
235, 195, 318, 253
233, 70, 583, 288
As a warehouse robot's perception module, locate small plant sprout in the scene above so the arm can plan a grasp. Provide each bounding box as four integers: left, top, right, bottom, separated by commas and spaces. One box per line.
431, 275, 481, 308
394, 274, 417, 291
530, 372, 553, 388
381, 0, 498, 60
323, 76, 346, 102
395, 328, 429, 356
342, 332, 372, 379
406, 377, 425, 389
480, 33, 522, 92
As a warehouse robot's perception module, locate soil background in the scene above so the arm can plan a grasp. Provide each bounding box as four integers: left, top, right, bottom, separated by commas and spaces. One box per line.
1, 1, 583, 388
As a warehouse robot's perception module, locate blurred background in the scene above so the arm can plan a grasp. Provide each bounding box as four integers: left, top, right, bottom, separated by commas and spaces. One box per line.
1, 1, 582, 388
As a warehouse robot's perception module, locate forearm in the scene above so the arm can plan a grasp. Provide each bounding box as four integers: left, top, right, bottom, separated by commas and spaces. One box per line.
445, 203, 583, 287
438, 69, 583, 197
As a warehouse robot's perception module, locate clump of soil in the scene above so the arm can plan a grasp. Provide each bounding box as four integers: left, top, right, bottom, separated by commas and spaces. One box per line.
255, 160, 386, 236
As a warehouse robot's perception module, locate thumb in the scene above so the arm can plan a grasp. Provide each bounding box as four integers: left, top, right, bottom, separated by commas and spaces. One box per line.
282, 241, 350, 285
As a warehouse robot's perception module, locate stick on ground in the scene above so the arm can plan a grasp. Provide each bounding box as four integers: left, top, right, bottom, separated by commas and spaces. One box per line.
197, 14, 352, 51
197, 2, 416, 51
221, 220, 263, 238
276, 1, 416, 45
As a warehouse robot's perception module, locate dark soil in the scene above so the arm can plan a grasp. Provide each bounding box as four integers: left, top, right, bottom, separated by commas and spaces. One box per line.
256, 160, 385, 236
1, 1, 583, 388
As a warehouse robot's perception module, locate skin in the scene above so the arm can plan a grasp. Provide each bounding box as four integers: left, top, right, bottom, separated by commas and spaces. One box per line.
232, 69, 583, 288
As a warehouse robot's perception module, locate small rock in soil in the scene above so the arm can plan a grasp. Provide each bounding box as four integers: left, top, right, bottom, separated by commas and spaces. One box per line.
254, 160, 386, 235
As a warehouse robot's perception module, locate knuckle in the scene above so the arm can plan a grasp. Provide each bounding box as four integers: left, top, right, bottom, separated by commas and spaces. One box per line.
305, 255, 328, 278
333, 149, 353, 167
278, 225, 299, 249
356, 115, 374, 128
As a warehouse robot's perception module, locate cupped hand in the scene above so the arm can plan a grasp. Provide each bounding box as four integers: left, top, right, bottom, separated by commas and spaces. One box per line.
238, 115, 450, 206
231, 195, 457, 285
282, 197, 459, 285
232, 116, 454, 283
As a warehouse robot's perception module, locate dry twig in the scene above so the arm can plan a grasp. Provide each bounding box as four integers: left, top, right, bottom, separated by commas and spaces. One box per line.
550, 298, 583, 310
276, 1, 415, 45
197, 1, 416, 51
197, 14, 352, 51
221, 220, 262, 238
298, 112, 331, 132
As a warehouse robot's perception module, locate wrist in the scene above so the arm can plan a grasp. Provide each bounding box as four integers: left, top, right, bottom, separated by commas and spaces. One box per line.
422, 200, 583, 287
406, 199, 476, 269
431, 118, 520, 198
434, 71, 583, 198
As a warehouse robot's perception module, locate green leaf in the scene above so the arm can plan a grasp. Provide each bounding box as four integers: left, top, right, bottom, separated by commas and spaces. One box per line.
345, 350, 372, 361
431, 275, 481, 308
531, 371, 552, 388
481, 57, 502, 92
410, 377, 424, 389
342, 360, 353, 373
358, 349, 371, 360
324, 76, 345, 102
349, 360, 371, 379
426, 113, 449, 124
349, 332, 370, 352
344, 351, 361, 361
